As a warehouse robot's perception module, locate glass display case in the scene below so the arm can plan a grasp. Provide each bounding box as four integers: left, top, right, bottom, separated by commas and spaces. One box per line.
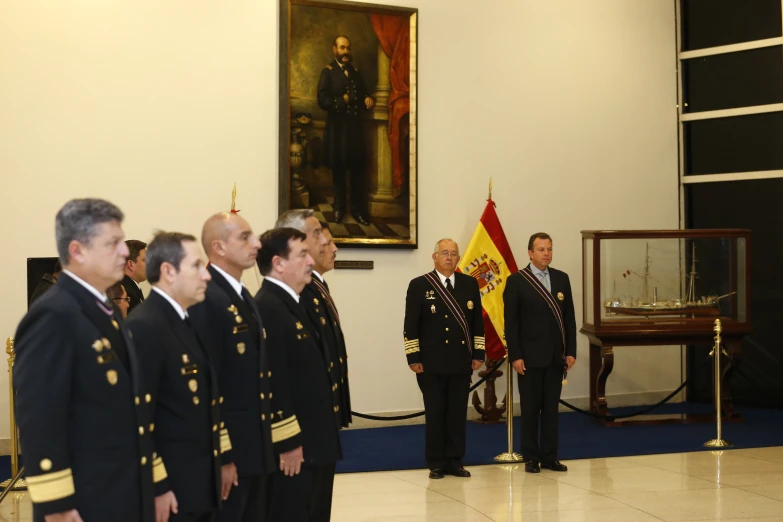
581, 229, 751, 333
580, 230, 752, 425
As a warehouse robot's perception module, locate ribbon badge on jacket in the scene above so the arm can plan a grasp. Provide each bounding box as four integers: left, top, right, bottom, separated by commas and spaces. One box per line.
424, 272, 472, 352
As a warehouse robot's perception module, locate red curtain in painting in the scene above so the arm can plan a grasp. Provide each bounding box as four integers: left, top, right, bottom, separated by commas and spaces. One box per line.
371, 14, 409, 192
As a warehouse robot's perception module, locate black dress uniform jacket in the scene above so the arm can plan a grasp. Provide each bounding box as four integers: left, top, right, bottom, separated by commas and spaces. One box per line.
14, 273, 155, 522
254, 279, 342, 464
317, 59, 371, 170
189, 265, 275, 477
504, 265, 577, 368
404, 271, 486, 373
29, 273, 57, 305
123, 274, 145, 313
127, 291, 222, 514
301, 278, 351, 427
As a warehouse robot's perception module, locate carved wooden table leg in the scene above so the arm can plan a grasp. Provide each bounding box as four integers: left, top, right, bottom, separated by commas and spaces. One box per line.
594, 345, 614, 420
590, 343, 614, 420
590, 343, 601, 414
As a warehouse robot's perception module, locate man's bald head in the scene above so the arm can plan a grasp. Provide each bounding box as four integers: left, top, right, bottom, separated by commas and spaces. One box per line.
201, 212, 261, 278
202, 212, 240, 255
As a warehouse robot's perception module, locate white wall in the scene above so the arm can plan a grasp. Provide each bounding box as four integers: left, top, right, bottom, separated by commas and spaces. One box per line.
0, 0, 679, 438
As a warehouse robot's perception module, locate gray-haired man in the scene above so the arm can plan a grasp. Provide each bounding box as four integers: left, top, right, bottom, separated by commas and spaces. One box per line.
276, 210, 351, 427
14, 198, 156, 522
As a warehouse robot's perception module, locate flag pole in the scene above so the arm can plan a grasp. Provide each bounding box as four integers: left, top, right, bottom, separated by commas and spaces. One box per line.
494, 353, 523, 463
488, 178, 493, 200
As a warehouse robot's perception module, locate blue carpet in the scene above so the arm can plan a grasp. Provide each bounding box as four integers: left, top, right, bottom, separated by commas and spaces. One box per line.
336, 402, 783, 473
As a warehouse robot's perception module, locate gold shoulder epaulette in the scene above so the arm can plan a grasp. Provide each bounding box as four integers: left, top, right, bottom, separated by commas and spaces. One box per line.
325, 64, 333, 70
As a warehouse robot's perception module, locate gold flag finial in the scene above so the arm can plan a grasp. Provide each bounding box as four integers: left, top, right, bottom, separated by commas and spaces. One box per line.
230, 183, 240, 213
488, 178, 493, 201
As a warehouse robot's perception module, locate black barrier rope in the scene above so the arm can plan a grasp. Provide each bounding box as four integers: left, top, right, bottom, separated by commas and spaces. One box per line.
558, 353, 715, 421
351, 351, 722, 423
350, 356, 508, 421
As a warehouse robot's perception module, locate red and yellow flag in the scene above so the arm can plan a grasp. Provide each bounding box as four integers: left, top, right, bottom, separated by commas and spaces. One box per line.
457, 198, 518, 360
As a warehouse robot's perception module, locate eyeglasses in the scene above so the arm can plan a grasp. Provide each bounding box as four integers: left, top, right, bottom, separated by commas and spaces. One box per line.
113, 297, 131, 304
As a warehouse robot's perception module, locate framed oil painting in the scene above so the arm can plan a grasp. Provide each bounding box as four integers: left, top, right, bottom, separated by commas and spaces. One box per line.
279, 0, 418, 248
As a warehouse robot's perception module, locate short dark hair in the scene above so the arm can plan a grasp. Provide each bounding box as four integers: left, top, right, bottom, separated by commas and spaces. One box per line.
528, 232, 552, 251
256, 228, 307, 276
106, 282, 125, 300
125, 240, 148, 263
145, 232, 196, 284
55, 198, 124, 264
320, 221, 330, 233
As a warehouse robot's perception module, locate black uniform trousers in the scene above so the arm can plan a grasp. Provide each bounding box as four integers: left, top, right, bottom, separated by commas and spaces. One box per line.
416, 373, 470, 472
269, 463, 335, 522
332, 157, 366, 215
171, 510, 218, 522
519, 356, 563, 464
219, 475, 271, 522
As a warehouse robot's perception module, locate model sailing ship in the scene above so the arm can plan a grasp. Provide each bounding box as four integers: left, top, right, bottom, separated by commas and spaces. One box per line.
604, 243, 735, 317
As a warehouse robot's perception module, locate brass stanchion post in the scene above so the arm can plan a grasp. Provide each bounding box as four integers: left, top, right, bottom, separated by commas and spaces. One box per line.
704, 320, 732, 449
0, 337, 26, 491
494, 356, 523, 462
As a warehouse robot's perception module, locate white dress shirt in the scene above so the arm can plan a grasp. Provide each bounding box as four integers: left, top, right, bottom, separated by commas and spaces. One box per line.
62, 269, 108, 302
264, 276, 300, 303
151, 286, 187, 320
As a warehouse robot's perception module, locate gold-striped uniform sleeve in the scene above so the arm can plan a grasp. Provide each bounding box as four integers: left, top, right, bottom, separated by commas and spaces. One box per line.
473, 336, 485, 351
27, 468, 76, 503
220, 428, 232, 453
271, 415, 301, 443
152, 456, 168, 483
404, 338, 420, 354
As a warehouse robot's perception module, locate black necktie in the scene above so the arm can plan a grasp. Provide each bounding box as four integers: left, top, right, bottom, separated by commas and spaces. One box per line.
445, 278, 454, 294
241, 288, 258, 318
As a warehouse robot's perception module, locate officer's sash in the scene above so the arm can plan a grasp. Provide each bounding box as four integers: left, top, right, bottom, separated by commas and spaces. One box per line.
424, 272, 472, 351
312, 278, 340, 326
519, 268, 566, 354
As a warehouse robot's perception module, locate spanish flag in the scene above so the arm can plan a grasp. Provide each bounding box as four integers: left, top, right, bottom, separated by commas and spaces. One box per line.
457, 198, 518, 360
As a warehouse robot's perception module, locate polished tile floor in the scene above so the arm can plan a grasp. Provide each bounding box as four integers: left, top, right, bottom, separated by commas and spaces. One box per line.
2, 447, 783, 521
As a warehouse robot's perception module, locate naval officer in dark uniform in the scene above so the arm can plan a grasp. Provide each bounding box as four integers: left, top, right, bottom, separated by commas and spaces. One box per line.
189, 212, 275, 522
128, 232, 221, 522
275, 210, 351, 427
255, 228, 342, 522
14, 198, 155, 522
504, 232, 576, 474
29, 260, 61, 305
403, 238, 485, 479
317, 35, 375, 225
123, 239, 148, 313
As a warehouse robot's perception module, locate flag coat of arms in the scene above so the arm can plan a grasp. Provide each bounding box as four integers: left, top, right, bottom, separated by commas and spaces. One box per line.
457, 199, 518, 360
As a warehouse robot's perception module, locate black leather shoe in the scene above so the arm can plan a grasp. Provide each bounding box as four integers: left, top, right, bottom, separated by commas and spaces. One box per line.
352, 213, 370, 226
450, 467, 471, 478
525, 461, 541, 474
428, 469, 444, 479
334, 210, 343, 223
541, 461, 568, 472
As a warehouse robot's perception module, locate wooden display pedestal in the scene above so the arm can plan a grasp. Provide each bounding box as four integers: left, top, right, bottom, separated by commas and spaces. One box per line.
582, 319, 750, 427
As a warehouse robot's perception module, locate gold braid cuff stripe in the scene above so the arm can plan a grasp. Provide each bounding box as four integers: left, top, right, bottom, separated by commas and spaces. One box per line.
271, 416, 301, 443
220, 429, 233, 453
27, 468, 75, 503
152, 457, 168, 483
